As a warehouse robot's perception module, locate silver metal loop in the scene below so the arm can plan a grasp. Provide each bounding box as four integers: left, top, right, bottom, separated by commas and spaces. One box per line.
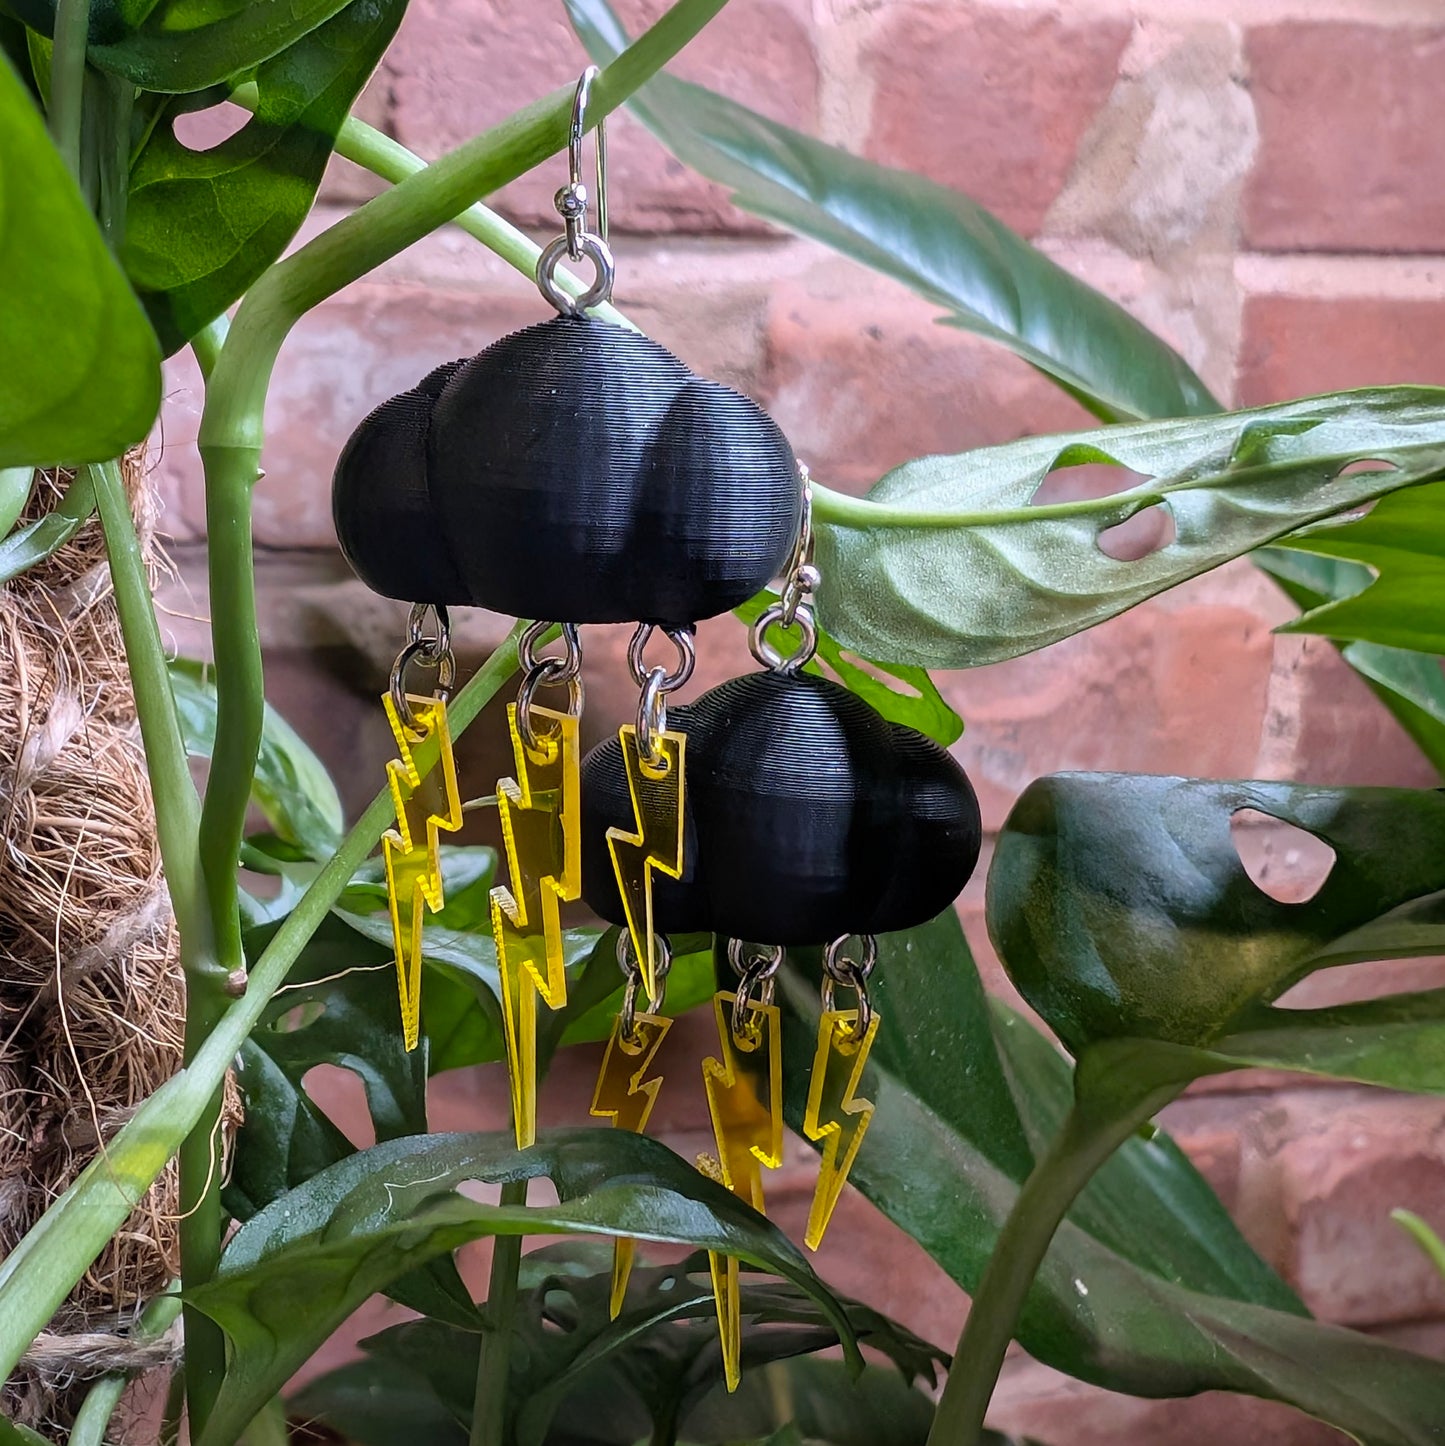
749, 600, 818, 675
616, 930, 672, 1044
779, 469, 814, 627
516, 663, 584, 755
389, 637, 457, 731
519, 620, 583, 682
406, 601, 452, 656
567, 65, 608, 246
627, 623, 696, 693
635, 666, 669, 770
822, 933, 878, 1038
725, 939, 784, 1045
537, 232, 616, 316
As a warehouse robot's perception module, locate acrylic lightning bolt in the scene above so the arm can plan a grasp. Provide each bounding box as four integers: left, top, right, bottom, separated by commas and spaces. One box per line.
606, 725, 685, 1006
490, 701, 580, 1148
590, 1011, 672, 1316
700, 989, 782, 1392
802, 1009, 880, 1250
382, 693, 463, 1051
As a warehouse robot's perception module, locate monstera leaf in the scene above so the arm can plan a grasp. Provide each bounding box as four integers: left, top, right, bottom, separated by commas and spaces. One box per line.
123, 0, 407, 350
297, 1247, 942, 1446
187, 1131, 856, 1446
776, 903, 1445, 1443
807, 388, 1445, 668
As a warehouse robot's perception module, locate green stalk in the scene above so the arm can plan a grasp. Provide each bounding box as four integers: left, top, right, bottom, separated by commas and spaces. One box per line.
925, 1086, 1179, 1446
0, 628, 523, 1382
471, 1178, 529, 1446
69, 1288, 183, 1446
92, 457, 229, 1434
48, 0, 91, 179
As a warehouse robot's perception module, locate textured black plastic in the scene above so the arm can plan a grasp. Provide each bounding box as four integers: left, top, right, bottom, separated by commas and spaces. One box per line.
332, 315, 801, 623
581, 672, 982, 945
332, 359, 468, 604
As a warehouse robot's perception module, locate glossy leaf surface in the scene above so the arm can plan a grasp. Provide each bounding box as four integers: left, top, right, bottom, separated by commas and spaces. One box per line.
190, 1129, 854, 1446
123, 0, 407, 351
7, 0, 355, 91
0, 56, 160, 466
810, 389, 1445, 668
567, 0, 1216, 425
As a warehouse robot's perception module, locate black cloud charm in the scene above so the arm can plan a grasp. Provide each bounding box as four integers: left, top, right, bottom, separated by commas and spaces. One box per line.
581, 671, 982, 945
332, 315, 802, 626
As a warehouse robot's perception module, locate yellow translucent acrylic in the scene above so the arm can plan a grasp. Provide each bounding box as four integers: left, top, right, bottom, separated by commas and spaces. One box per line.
382, 693, 463, 1052
606, 724, 685, 1007
701, 988, 782, 1392
491, 701, 580, 1148
802, 1009, 880, 1251
590, 1011, 672, 1317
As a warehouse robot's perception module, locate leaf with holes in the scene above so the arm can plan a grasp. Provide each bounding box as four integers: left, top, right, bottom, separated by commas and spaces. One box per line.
1277, 479, 1445, 655
189, 1129, 856, 1446
566, 0, 1216, 425
734, 592, 962, 744
808, 388, 1445, 668
122, 0, 407, 351
6, 0, 359, 91
1255, 545, 1445, 778
989, 773, 1445, 1080
0, 55, 160, 467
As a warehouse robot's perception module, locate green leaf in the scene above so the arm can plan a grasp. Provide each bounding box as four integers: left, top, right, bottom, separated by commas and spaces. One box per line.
779, 915, 1445, 1441
809, 388, 1445, 669
734, 592, 962, 745
1254, 545, 1445, 778
1394, 1210, 1445, 1284
0, 466, 94, 584
123, 0, 407, 351
170, 658, 343, 856
0, 466, 32, 536
8, 0, 359, 91
189, 1129, 856, 1446
0, 54, 160, 467
987, 773, 1445, 1056
1279, 479, 1445, 653
565, 0, 1216, 425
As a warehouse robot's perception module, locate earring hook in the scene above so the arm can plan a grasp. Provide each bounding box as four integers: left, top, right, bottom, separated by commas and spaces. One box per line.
537, 65, 616, 316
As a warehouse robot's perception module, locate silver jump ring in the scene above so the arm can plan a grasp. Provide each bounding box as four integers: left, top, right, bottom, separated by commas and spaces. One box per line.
749, 600, 818, 675
822, 933, 878, 1037
627, 623, 696, 692
725, 940, 784, 1045
519, 620, 582, 681
616, 930, 672, 1043
390, 638, 457, 731
635, 666, 669, 769
406, 601, 452, 656
537, 232, 616, 316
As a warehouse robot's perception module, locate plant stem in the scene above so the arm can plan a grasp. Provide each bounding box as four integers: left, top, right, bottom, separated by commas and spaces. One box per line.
48, 0, 91, 179
91, 457, 231, 1436
924, 1087, 1177, 1446
472, 1178, 529, 1446
0, 630, 522, 1382
69, 1287, 183, 1446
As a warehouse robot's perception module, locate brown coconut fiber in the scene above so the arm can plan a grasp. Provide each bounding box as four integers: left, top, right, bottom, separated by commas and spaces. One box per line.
0, 458, 237, 1437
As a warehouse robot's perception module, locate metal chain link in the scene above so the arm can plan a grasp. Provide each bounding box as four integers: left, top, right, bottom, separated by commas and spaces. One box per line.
821, 933, 878, 1038
389, 603, 456, 730
616, 929, 672, 1046
725, 939, 784, 1045
516, 621, 584, 753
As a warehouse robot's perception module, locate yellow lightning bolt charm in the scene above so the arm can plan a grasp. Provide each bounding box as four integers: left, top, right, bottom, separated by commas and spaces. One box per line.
590, 1010, 673, 1316
490, 700, 580, 1148
382, 693, 463, 1051
701, 988, 782, 1392
606, 725, 685, 1006
802, 1009, 880, 1250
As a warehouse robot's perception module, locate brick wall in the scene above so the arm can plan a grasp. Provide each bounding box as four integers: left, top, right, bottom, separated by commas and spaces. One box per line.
152, 2, 1445, 1440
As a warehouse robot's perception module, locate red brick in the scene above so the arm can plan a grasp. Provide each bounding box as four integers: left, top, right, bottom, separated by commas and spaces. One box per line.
1244, 24, 1445, 254
383, 0, 817, 234
862, 7, 1130, 237
1238, 293, 1445, 407
760, 269, 1093, 495
1276, 1092, 1445, 1325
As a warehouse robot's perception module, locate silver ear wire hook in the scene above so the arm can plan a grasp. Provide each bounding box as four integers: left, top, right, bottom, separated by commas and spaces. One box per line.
537, 66, 615, 316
